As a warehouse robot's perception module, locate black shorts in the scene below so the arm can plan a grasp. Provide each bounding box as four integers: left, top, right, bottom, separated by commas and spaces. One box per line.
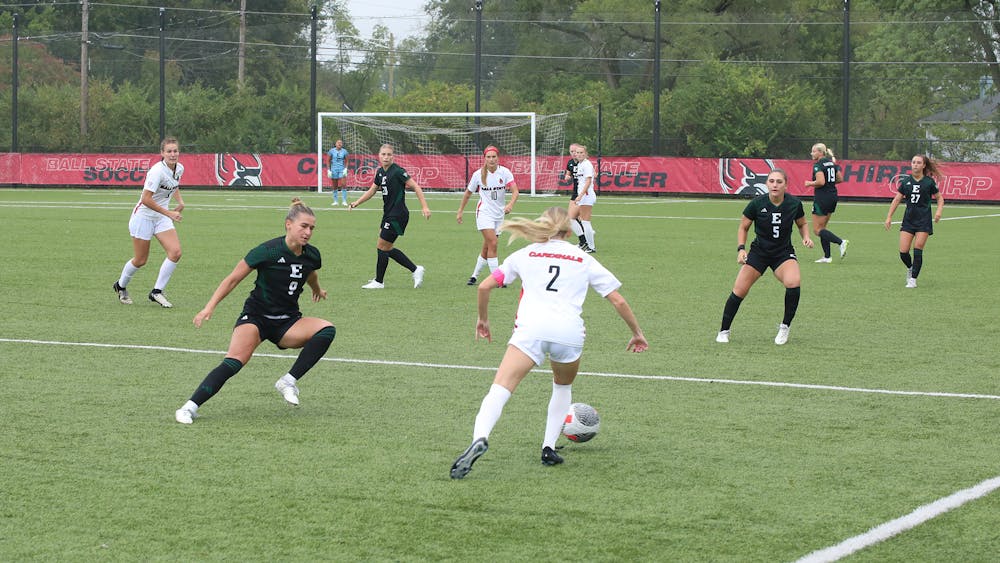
235, 311, 303, 349
901, 220, 933, 236
379, 214, 409, 243
812, 191, 839, 216
745, 248, 797, 274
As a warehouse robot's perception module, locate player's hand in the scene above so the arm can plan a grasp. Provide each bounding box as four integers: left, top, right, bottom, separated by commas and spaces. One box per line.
884, 218, 892, 230
934, 212, 942, 223
193, 308, 212, 328
174, 202, 185, 213
627, 334, 648, 353
476, 319, 492, 342
312, 288, 327, 302
456, 212, 463, 224
171, 210, 183, 222
422, 206, 431, 219
802, 237, 814, 249
737, 249, 747, 265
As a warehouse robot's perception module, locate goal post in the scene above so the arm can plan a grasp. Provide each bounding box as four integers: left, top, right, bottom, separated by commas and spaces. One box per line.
315, 112, 568, 195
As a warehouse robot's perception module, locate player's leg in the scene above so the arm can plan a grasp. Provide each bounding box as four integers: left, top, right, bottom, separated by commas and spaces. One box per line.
542, 347, 583, 465
911, 231, 930, 280
149, 227, 181, 307
578, 204, 596, 252
812, 212, 832, 260
772, 258, 802, 344
568, 203, 587, 248
175, 323, 261, 424
273, 317, 337, 405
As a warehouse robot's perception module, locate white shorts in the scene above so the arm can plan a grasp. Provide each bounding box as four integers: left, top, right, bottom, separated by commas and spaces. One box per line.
129, 213, 175, 241
577, 191, 597, 206
508, 331, 583, 366
476, 213, 503, 232
328, 169, 347, 180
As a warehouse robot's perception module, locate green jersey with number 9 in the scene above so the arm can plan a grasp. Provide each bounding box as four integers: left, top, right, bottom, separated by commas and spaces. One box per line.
242, 237, 322, 317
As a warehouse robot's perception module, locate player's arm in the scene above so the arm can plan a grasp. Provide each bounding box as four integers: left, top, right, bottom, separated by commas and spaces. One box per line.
736, 216, 751, 264
475, 272, 500, 342
306, 270, 327, 302
806, 169, 824, 188
172, 187, 185, 213
505, 181, 519, 214
933, 191, 945, 222
604, 290, 647, 353
456, 188, 473, 223
193, 259, 253, 327
349, 183, 379, 209
796, 216, 814, 248
884, 192, 904, 229
406, 177, 431, 219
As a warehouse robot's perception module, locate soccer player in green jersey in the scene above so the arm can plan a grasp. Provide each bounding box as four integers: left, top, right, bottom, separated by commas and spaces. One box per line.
349, 143, 431, 289
174, 198, 336, 424
805, 142, 849, 263
884, 154, 945, 288
716, 169, 814, 346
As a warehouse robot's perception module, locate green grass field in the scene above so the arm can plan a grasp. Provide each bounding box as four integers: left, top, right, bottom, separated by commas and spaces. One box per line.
1, 188, 998, 561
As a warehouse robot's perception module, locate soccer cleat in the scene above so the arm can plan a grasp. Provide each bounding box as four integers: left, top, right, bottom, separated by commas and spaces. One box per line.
906, 268, 913, 284
412, 265, 425, 288
541, 446, 564, 466
148, 289, 173, 308
716, 330, 730, 343
175, 407, 196, 425
584, 246, 596, 254
113, 281, 133, 305
361, 279, 385, 289
775, 323, 790, 345
450, 437, 489, 479
467, 276, 477, 286
839, 239, 850, 259
906, 277, 917, 289
275, 376, 300, 406
815, 257, 832, 264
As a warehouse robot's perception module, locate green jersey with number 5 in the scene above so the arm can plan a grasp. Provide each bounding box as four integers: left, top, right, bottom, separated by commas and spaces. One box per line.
742, 194, 805, 256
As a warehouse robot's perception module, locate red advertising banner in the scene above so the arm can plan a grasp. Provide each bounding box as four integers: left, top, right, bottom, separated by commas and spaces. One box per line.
2, 152, 998, 201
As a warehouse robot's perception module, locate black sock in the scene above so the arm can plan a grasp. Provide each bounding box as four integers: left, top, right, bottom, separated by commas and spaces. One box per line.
820, 229, 843, 245
376, 249, 389, 282
783, 287, 801, 326
388, 248, 416, 272
190, 357, 244, 405
289, 326, 336, 379
911, 249, 923, 278
721, 292, 743, 331
578, 234, 587, 245
899, 251, 912, 269
820, 238, 831, 258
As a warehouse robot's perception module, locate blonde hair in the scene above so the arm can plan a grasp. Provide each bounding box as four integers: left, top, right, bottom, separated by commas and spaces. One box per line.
286, 197, 314, 222
813, 142, 836, 163
502, 207, 572, 244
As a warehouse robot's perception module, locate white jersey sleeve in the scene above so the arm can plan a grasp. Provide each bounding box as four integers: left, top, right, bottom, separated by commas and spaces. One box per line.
135, 160, 182, 217
574, 159, 595, 194
498, 239, 621, 346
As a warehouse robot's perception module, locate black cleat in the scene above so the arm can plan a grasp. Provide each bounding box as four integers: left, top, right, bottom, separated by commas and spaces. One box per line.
450, 437, 488, 479
113, 281, 133, 304
541, 446, 564, 466
148, 289, 173, 308
467, 276, 477, 286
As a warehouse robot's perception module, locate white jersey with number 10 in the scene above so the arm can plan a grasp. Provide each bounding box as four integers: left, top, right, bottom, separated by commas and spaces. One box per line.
467, 165, 515, 222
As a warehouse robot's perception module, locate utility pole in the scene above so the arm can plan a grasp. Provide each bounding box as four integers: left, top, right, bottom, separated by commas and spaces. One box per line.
841, 0, 850, 159
387, 33, 395, 98
238, 0, 246, 89
652, 0, 661, 155
81, 0, 89, 137
474, 0, 482, 114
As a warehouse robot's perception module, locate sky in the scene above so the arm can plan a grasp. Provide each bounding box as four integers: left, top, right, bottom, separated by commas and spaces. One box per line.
341, 0, 432, 43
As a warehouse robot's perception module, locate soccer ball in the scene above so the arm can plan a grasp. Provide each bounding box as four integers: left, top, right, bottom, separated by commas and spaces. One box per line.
562, 402, 601, 443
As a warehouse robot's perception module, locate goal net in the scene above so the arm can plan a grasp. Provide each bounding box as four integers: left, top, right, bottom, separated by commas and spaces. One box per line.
316, 112, 569, 195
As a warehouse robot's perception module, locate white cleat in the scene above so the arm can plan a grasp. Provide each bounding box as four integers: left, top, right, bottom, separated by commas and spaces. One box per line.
113, 282, 133, 305
361, 279, 385, 289
839, 239, 850, 259
275, 376, 300, 406
148, 290, 173, 308
905, 277, 917, 288
716, 330, 730, 343
774, 323, 790, 345
815, 257, 832, 264
175, 407, 196, 424
412, 265, 425, 288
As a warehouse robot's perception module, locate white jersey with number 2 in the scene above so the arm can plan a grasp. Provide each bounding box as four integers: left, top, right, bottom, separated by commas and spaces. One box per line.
466, 165, 515, 222
494, 238, 621, 347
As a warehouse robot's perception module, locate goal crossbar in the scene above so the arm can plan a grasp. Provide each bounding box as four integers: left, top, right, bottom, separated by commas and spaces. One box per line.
316, 112, 543, 194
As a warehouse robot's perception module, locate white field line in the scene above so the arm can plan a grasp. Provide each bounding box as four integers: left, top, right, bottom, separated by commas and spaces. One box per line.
2, 337, 999, 401
795, 475, 1000, 563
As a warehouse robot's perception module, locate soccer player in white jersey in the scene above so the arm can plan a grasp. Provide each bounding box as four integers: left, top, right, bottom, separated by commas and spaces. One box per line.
568, 143, 597, 252
112, 136, 185, 308
450, 206, 647, 479
455, 145, 519, 285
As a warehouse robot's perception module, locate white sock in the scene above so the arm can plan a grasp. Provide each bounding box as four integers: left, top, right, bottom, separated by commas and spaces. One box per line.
472, 255, 488, 278
543, 383, 572, 449
119, 260, 140, 287
473, 383, 512, 440
153, 258, 178, 291
182, 399, 198, 413
486, 257, 499, 273
570, 220, 583, 236
582, 221, 595, 249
